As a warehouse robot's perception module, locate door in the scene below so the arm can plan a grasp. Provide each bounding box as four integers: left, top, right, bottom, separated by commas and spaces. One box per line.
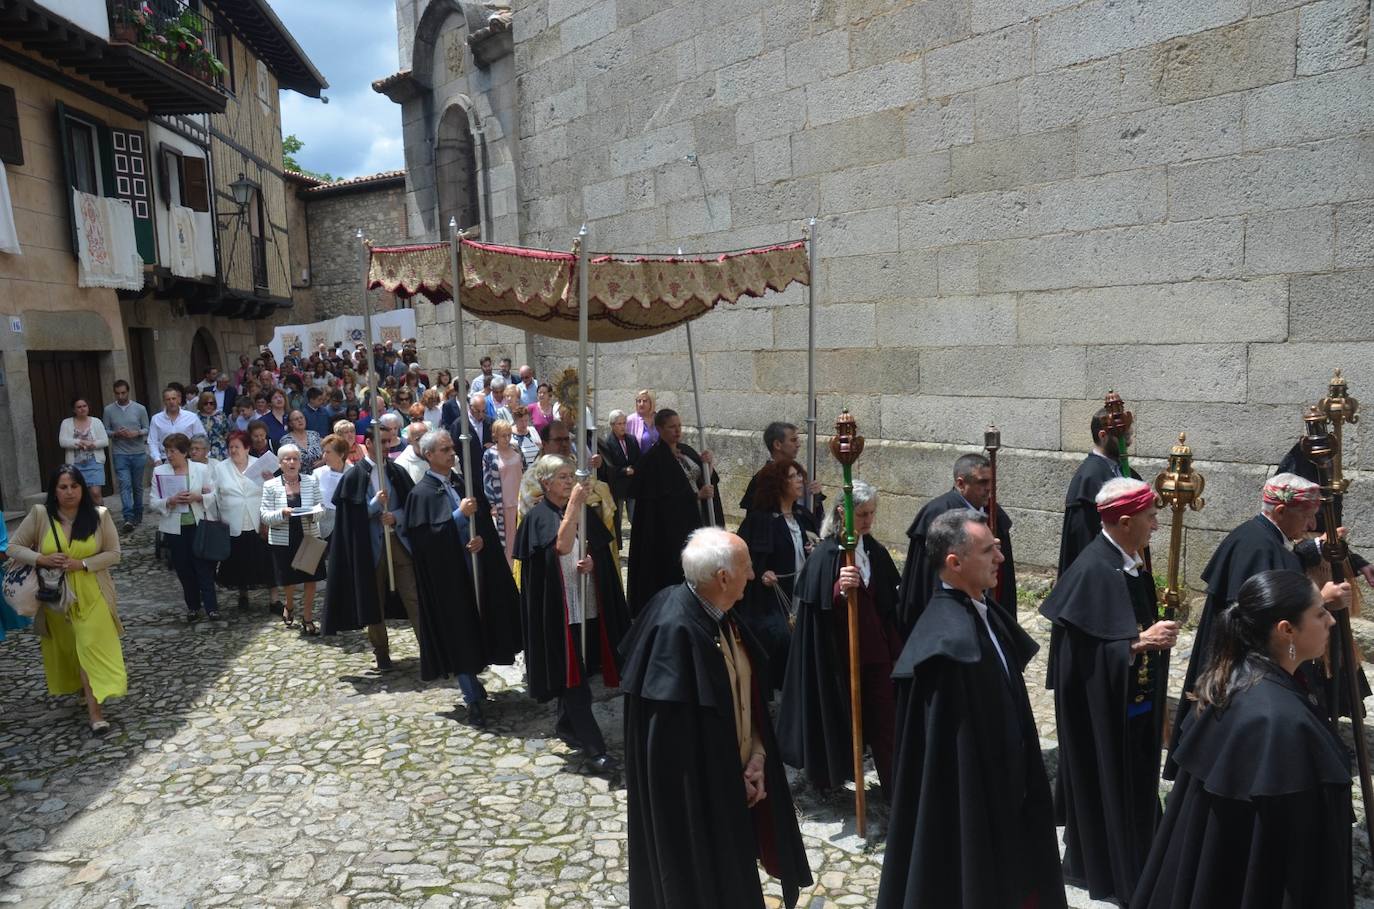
28, 351, 106, 491
189, 327, 216, 388
127, 327, 157, 407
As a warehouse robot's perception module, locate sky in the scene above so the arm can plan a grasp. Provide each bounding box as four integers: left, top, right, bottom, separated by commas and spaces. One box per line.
271, 0, 406, 180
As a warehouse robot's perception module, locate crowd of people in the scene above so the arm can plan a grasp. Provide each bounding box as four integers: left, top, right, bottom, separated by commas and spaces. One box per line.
6, 348, 1372, 908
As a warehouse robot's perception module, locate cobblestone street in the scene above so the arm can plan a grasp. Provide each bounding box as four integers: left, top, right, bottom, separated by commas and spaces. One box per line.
2, 527, 1372, 908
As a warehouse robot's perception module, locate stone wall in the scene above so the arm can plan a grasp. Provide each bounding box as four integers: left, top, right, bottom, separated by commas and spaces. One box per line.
302, 179, 410, 320
501, 0, 1374, 579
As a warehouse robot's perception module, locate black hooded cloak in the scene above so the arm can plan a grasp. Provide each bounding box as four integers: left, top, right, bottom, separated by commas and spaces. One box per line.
876, 587, 1064, 909
1131, 661, 1352, 909
898, 488, 1017, 633
322, 458, 414, 635
733, 506, 818, 690
626, 440, 723, 616
404, 472, 489, 680
1058, 454, 1146, 576
776, 535, 902, 790
514, 496, 630, 702
621, 583, 812, 909
1040, 533, 1165, 904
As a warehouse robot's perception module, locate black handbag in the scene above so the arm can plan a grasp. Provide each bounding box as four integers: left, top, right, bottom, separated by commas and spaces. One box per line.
192, 518, 231, 561
35, 513, 68, 609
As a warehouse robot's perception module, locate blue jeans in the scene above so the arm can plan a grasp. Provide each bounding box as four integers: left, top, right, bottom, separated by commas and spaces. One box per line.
456, 673, 487, 706
112, 452, 147, 524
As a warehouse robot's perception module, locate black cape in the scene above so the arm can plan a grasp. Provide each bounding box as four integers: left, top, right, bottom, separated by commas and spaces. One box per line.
455, 467, 523, 665
621, 583, 812, 909
1131, 661, 1352, 909
322, 458, 414, 635
1167, 515, 1314, 778
734, 506, 818, 690
404, 472, 490, 680
1058, 454, 1147, 576
776, 535, 900, 789
877, 587, 1064, 909
739, 465, 826, 525
626, 440, 723, 616
1040, 533, 1165, 904
514, 496, 630, 702
898, 488, 1017, 634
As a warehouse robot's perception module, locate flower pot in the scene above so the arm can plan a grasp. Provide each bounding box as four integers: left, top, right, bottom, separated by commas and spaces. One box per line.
113, 23, 138, 43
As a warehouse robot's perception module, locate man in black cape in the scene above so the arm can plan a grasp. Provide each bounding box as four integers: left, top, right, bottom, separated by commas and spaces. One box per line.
621, 527, 811, 909
404, 430, 507, 727
777, 480, 902, 793
1058, 405, 1146, 576
898, 452, 1017, 634
738, 421, 824, 522
516, 454, 630, 775
322, 413, 420, 671
877, 509, 1063, 909
1278, 438, 1374, 585
1039, 478, 1177, 905
626, 408, 723, 616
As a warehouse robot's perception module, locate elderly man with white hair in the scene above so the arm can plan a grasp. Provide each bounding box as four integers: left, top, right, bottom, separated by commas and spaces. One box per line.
1039, 477, 1176, 904
1167, 472, 1354, 776
620, 527, 811, 909
394, 420, 429, 485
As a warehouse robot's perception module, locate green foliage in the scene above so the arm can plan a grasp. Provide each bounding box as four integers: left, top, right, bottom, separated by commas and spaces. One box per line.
282, 134, 335, 183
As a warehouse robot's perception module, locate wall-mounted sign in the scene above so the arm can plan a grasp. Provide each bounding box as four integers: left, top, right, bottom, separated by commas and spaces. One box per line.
8, 316, 20, 332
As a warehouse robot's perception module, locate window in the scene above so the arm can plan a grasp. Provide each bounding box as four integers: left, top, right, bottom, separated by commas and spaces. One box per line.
215, 18, 235, 94
157, 144, 209, 211
0, 85, 22, 167
247, 183, 267, 289
56, 101, 156, 264
67, 118, 100, 195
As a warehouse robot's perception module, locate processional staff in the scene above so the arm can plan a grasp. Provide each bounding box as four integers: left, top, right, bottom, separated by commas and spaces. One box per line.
1300, 406, 1374, 856
984, 425, 1000, 539
1319, 368, 1362, 616
830, 410, 867, 838
447, 218, 481, 609
359, 230, 394, 591
1102, 391, 1133, 478
1152, 433, 1204, 758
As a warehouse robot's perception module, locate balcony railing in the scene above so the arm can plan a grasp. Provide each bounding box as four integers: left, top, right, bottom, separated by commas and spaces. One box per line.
108, 0, 227, 90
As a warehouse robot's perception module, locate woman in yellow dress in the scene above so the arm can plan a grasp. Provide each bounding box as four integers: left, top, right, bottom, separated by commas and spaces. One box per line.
9, 464, 126, 735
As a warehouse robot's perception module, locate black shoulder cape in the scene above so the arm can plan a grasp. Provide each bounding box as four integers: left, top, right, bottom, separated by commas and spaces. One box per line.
453, 466, 522, 665
625, 440, 722, 616
403, 473, 490, 679
877, 588, 1063, 909
898, 489, 1017, 633
620, 583, 812, 909
1058, 455, 1145, 576
1132, 663, 1352, 909
733, 506, 818, 690
1039, 533, 1164, 904
323, 458, 414, 635
514, 497, 630, 703
776, 535, 900, 788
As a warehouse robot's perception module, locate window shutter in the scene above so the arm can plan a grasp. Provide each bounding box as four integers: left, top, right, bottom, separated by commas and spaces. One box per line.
54, 100, 77, 256
0, 85, 22, 167
182, 155, 209, 212
109, 128, 155, 263
157, 142, 176, 208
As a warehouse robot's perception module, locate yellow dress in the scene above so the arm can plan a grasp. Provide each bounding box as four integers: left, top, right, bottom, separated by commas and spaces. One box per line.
38, 524, 127, 703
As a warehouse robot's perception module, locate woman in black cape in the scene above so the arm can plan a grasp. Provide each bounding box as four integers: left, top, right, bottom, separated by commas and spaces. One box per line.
776, 479, 903, 793
1131, 569, 1351, 909
625, 408, 723, 616
733, 458, 817, 693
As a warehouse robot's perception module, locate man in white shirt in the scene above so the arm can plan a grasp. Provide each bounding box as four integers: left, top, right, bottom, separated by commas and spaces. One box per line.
148, 386, 203, 465
394, 421, 430, 484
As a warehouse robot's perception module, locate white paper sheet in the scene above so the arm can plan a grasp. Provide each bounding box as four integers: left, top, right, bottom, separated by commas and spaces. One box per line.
248, 450, 279, 480
155, 473, 189, 513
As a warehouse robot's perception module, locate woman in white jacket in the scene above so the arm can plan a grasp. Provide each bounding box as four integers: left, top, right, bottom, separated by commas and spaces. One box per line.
214, 429, 278, 611
150, 432, 219, 620
260, 443, 326, 635
59, 397, 110, 505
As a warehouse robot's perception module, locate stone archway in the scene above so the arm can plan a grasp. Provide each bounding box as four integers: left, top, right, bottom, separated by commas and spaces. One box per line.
436, 103, 481, 233
189, 327, 219, 386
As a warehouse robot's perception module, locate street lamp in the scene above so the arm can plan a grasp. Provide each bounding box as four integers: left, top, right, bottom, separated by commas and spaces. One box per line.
217, 172, 254, 227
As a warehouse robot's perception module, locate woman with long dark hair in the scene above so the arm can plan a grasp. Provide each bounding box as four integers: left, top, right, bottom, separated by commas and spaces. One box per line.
1131, 569, 1351, 908
8, 465, 126, 734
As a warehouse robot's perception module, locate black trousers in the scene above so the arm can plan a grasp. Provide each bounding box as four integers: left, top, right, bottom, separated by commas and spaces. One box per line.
166, 527, 218, 614
555, 621, 607, 756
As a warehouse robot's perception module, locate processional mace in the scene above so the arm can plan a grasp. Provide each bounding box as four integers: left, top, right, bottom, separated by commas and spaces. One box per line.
1152, 433, 1204, 760
830, 410, 867, 838
1301, 405, 1374, 857
358, 230, 395, 591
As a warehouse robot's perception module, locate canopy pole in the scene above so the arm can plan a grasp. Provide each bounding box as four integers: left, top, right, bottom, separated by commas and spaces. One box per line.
576, 224, 590, 665
360, 230, 395, 591
805, 218, 818, 514
679, 246, 715, 528
448, 218, 480, 611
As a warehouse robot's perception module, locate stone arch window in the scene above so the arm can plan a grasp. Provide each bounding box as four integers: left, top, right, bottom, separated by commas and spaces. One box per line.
436, 104, 481, 234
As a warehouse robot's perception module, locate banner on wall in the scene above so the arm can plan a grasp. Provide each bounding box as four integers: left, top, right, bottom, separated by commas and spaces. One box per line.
266, 310, 417, 363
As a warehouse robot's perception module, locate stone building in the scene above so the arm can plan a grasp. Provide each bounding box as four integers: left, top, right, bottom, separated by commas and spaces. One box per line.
381, 0, 1374, 575
0, 0, 325, 508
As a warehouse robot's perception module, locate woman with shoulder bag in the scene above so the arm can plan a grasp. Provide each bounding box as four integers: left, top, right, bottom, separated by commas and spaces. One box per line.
260, 443, 326, 636
151, 432, 220, 621
0, 506, 33, 641
214, 430, 276, 610
8, 465, 126, 734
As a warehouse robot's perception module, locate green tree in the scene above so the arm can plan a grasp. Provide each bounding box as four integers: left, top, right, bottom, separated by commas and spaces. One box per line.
282, 134, 335, 182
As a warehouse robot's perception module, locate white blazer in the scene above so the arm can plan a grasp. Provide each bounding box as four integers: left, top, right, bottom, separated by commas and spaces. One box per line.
311, 465, 343, 539
260, 473, 322, 546
149, 461, 217, 535
59, 417, 109, 465
214, 458, 265, 536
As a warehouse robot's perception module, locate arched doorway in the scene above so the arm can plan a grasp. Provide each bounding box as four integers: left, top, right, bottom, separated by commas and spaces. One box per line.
436, 105, 480, 232
189, 328, 219, 386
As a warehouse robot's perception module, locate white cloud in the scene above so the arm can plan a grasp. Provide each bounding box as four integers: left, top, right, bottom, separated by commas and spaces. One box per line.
270, 0, 404, 179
